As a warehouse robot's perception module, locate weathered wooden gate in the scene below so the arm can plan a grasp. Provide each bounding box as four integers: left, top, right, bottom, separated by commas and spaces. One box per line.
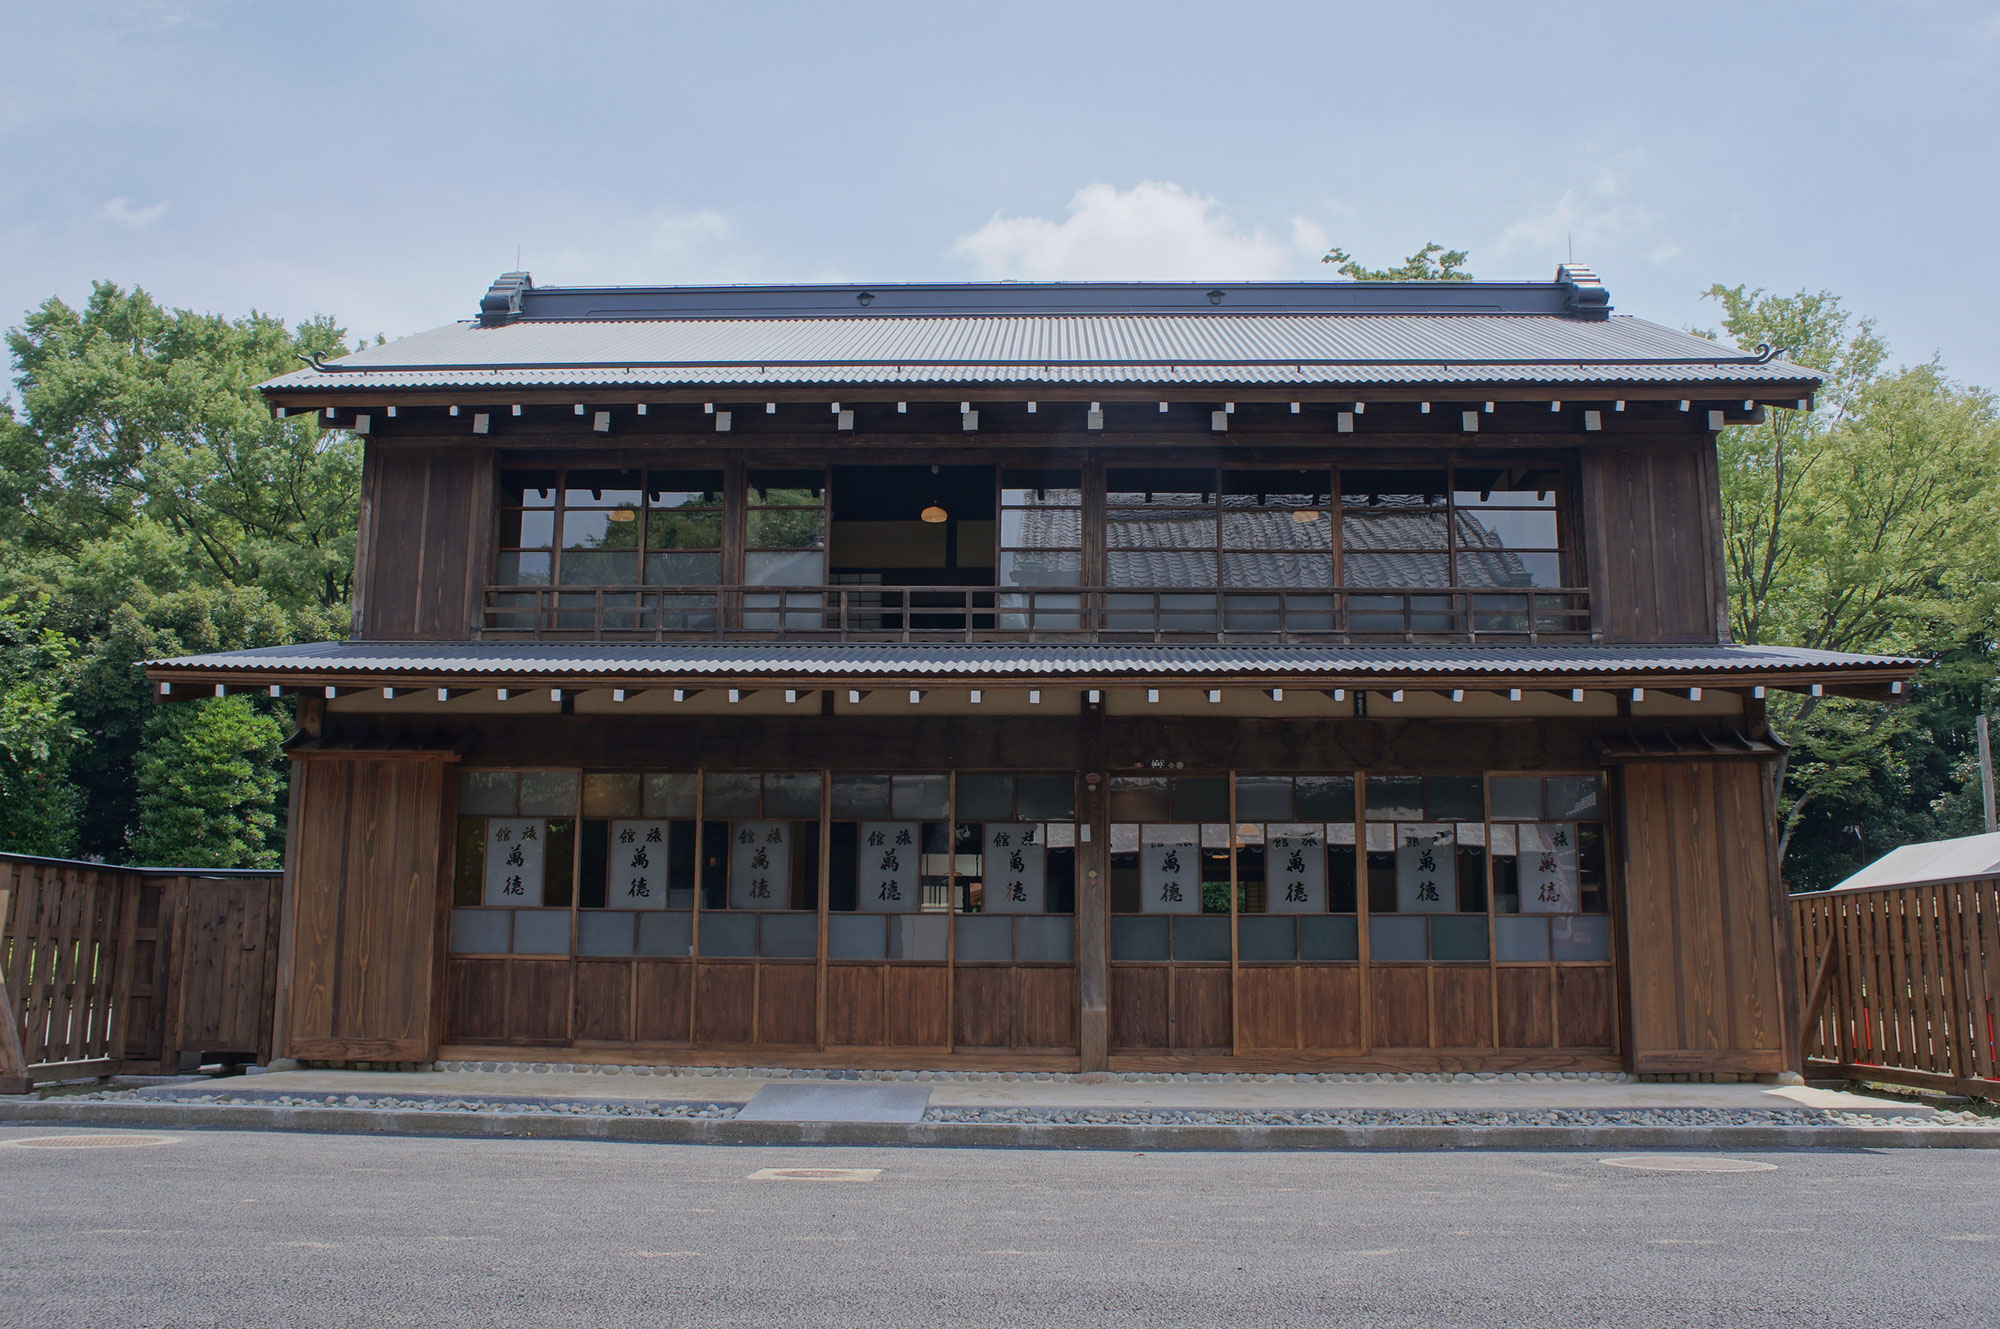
1793, 876, 2000, 1101
0, 854, 283, 1092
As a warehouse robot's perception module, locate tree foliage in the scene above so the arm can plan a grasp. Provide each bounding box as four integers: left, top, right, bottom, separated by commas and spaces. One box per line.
131, 695, 285, 869
0, 596, 84, 856
1707, 285, 2000, 883
1321, 242, 1472, 281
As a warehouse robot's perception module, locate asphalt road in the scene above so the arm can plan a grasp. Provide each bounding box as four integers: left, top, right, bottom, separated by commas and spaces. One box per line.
2, 1126, 1996, 1328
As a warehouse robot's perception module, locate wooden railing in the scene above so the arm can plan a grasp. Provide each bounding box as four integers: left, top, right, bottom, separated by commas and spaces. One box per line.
481, 583, 1596, 644
0, 854, 283, 1092
1793, 877, 2000, 1101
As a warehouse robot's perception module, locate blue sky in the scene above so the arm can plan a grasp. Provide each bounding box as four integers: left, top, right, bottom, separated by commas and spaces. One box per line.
5, 0, 1998, 387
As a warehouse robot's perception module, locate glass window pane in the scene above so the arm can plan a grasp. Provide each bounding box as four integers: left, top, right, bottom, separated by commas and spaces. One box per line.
558, 551, 639, 585
891, 774, 950, 819
763, 773, 821, 819
1300, 915, 1360, 961
956, 775, 1014, 821
1220, 552, 1335, 587
831, 774, 892, 818
564, 471, 643, 507
460, 770, 517, 816
998, 550, 1082, 587
1238, 915, 1297, 962
1221, 510, 1332, 551
1016, 916, 1075, 963
1368, 915, 1427, 963
699, 912, 757, 958
582, 773, 641, 819
1365, 775, 1424, 821
641, 773, 699, 818
1553, 914, 1613, 961
1459, 551, 1562, 589
1015, 776, 1076, 821
888, 915, 948, 961
1297, 775, 1356, 821
637, 911, 693, 958
1170, 777, 1230, 823
703, 774, 762, 818
1429, 916, 1489, 962
1490, 776, 1544, 820
748, 470, 824, 498
1495, 915, 1551, 962
450, 908, 510, 953
511, 911, 572, 955
1340, 470, 1448, 507
829, 914, 887, 960
644, 509, 722, 551
500, 510, 554, 548
744, 550, 824, 585
748, 509, 826, 548
518, 772, 577, 816
1455, 509, 1560, 550
1547, 775, 1603, 820
760, 914, 819, 958
1107, 550, 1217, 588
1454, 468, 1561, 507
503, 470, 558, 507
1173, 916, 1231, 961
1108, 510, 1217, 550
1109, 778, 1169, 821
1234, 776, 1294, 820
1106, 469, 1215, 504
1425, 776, 1485, 821
497, 552, 552, 586
1111, 916, 1170, 961
578, 911, 636, 956
647, 471, 724, 505
1341, 552, 1450, 587
954, 914, 1013, 962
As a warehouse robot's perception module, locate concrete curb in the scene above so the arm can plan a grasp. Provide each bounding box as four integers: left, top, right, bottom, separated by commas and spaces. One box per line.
4, 1099, 1998, 1151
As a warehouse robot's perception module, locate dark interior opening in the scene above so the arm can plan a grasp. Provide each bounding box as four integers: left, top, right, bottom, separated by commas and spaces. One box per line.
830, 465, 996, 630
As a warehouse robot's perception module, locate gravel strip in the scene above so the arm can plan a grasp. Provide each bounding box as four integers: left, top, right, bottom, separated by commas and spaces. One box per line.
924, 1106, 1994, 1129
52, 1089, 738, 1119
420, 1062, 1645, 1084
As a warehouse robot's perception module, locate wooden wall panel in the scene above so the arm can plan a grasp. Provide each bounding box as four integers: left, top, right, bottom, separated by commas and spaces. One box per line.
695, 962, 755, 1044
1582, 443, 1721, 643
1432, 968, 1492, 1048
1370, 967, 1430, 1048
1110, 967, 1170, 1049
1172, 969, 1232, 1049
573, 960, 632, 1042
826, 965, 885, 1046
1557, 967, 1618, 1049
755, 963, 817, 1045
506, 960, 571, 1044
1014, 967, 1077, 1050
444, 958, 507, 1043
1621, 760, 1788, 1073
1496, 968, 1555, 1048
357, 449, 489, 641
1298, 967, 1362, 1050
1237, 967, 1300, 1050
632, 961, 692, 1043
953, 968, 1012, 1048
283, 756, 451, 1062
885, 966, 950, 1047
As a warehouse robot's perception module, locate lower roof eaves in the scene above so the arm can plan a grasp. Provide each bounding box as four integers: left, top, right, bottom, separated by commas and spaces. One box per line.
143, 640, 1921, 694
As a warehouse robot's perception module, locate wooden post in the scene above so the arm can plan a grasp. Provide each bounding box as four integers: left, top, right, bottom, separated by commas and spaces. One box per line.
1799, 941, 1838, 1072
1076, 695, 1110, 1070
1977, 714, 1996, 834
0, 883, 28, 1093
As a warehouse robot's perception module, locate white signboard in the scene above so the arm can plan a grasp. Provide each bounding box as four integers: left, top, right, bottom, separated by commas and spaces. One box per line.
982, 823, 1046, 914
483, 818, 545, 906
607, 819, 669, 909
1142, 825, 1201, 914
1520, 822, 1578, 913
859, 821, 922, 912
1396, 825, 1456, 914
729, 820, 790, 910
1266, 823, 1327, 914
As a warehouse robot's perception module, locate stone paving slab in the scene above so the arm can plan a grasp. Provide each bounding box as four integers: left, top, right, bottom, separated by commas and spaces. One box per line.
735, 1083, 932, 1123
140, 1068, 1932, 1118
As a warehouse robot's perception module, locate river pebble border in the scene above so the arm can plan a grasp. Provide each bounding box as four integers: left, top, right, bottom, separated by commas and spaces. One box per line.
419, 1061, 1648, 1085
924, 1106, 1995, 1129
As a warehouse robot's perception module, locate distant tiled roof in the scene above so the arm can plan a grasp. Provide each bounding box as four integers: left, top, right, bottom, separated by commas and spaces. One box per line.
146, 640, 1918, 683
261, 272, 1819, 395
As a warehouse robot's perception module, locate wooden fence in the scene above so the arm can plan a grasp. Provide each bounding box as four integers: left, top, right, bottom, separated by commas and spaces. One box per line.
1793, 877, 2000, 1101
0, 853, 283, 1092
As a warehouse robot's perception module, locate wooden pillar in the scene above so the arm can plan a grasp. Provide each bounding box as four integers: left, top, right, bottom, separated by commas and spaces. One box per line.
1076, 694, 1110, 1070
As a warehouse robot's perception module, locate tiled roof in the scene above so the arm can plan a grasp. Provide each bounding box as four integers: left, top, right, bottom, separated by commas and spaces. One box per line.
146, 640, 1919, 682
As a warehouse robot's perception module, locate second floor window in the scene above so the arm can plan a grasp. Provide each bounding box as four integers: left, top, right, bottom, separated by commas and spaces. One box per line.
499, 468, 723, 587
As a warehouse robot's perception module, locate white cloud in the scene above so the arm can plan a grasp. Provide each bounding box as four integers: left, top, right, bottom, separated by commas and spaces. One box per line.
954, 182, 1319, 280
101, 196, 169, 227
1495, 166, 1680, 267
542, 209, 737, 284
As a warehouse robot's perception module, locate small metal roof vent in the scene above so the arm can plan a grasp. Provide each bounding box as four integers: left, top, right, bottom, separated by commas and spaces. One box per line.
1555, 264, 1610, 319
479, 271, 534, 327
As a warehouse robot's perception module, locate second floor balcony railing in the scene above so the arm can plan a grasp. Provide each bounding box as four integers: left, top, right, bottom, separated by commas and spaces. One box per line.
479, 584, 1597, 644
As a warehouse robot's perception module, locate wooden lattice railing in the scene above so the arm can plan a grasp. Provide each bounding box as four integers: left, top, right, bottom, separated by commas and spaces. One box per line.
0, 854, 283, 1092
1793, 876, 2000, 1101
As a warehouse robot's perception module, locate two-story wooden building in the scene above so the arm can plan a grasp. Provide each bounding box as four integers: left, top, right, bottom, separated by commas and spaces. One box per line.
147, 267, 1919, 1076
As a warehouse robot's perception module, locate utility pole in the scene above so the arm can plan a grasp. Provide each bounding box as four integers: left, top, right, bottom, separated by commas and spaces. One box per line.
1978, 712, 1997, 834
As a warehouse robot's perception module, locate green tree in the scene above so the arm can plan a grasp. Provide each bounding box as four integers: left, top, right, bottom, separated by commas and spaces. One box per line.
1707, 285, 2000, 877
130, 695, 286, 869
0, 596, 84, 856
1321, 242, 1473, 281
